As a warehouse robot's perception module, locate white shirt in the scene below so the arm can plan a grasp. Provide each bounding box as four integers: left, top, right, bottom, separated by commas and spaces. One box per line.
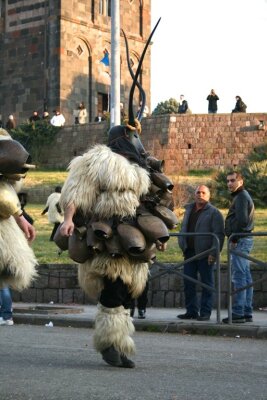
50, 114, 65, 127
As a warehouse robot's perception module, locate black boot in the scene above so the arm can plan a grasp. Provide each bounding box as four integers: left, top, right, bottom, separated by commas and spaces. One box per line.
130, 307, 135, 317
138, 309, 146, 319
120, 354, 135, 368
101, 345, 122, 367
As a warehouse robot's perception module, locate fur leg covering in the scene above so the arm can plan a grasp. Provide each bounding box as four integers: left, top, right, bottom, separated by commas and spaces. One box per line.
78, 255, 149, 300
94, 304, 135, 357
0, 217, 37, 290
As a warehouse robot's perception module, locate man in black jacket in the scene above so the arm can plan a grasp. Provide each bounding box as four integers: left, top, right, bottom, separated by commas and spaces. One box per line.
223, 171, 255, 323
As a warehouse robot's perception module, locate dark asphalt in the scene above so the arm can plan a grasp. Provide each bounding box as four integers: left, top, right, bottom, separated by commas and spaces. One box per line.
1, 324, 267, 400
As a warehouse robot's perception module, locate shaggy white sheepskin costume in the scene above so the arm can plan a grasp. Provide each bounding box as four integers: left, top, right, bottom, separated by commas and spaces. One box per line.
0, 211, 37, 290
61, 144, 151, 357
0, 130, 37, 290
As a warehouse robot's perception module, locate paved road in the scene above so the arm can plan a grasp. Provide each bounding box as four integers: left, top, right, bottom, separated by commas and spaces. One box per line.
1, 324, 267, 400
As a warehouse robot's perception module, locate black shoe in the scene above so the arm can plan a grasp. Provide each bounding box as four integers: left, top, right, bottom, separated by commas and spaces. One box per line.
197, 315, 210, 321
177, 313, 199, 320
120, 354, 135, 368
138, 309, 146, 319
244, 315, 253, 322
222, 315, 245, 324
101, 345, 122, 367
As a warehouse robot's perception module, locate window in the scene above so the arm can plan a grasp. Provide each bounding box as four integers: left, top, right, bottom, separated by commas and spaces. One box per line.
99, 0, 111, 17
97, 93, 109, 114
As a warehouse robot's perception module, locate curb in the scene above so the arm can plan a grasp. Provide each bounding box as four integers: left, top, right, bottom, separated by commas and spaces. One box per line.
13, 313, 267, 339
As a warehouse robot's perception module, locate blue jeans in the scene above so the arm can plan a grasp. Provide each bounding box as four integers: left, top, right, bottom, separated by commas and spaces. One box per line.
231, 237, 253, 316
183, 251, 214, 316
0, 287, 13, 320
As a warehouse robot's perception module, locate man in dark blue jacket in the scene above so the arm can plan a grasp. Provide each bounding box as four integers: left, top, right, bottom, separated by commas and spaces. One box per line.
178, 185, 225, 321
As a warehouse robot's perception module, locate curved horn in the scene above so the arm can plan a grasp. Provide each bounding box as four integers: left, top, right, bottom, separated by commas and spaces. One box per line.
122, 29, 146, 121
127, 18, 161, 126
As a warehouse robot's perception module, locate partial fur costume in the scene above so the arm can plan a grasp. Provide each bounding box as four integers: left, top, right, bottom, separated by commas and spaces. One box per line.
0, 213, 37, 290
60, 145, 150, 357
0, 129, 37, 290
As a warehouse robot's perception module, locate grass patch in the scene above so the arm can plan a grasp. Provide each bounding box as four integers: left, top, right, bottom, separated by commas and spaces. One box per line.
24, 170, 68, 188
28, 204, 71, 264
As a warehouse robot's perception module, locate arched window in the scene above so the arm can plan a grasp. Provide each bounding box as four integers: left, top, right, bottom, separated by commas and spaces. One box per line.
99, 0, 111, 17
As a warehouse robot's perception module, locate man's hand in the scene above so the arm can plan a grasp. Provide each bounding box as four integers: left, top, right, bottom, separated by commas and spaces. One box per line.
14, 214, 36, 243
60, 202, 76, 236
60, 220, 74, 237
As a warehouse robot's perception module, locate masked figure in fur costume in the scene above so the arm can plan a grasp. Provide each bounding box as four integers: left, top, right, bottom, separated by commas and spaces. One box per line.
59, 19, 177, 368
0, 128, 37, 291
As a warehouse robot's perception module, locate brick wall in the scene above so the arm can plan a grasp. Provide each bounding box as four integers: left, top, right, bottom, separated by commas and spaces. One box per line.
40, 113, 267, 172
12, 263, 267, 309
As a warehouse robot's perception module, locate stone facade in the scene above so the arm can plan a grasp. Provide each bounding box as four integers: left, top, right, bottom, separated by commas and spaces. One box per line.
12, 263, 267, 309
0, 0, 151, 125
40, 113, 267, 173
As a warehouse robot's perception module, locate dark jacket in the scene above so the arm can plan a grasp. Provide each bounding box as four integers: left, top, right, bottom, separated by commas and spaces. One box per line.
232, 99, 247, 113
178, 202, 225, 257
6, 119, 16, 130
207, 94, 219, 112
178, 100, 188, 114
225, 188, 254, 239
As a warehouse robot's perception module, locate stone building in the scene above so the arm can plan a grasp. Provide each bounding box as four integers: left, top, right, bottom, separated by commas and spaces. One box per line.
0, 0, 151, 125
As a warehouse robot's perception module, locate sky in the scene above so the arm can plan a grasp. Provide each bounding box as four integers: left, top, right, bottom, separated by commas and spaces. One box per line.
151, 0, 267, 114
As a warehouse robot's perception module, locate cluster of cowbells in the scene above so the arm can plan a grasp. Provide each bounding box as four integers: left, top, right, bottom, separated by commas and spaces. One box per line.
54, 156, 178, 264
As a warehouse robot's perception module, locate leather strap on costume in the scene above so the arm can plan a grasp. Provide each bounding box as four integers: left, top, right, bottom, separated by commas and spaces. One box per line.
124, 119, 142, 134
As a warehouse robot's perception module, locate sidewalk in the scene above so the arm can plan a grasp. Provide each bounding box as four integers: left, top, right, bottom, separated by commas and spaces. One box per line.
12, 302, 267, 339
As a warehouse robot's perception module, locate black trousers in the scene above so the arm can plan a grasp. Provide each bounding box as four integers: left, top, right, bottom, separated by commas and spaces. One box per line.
131, 281, 148, 310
